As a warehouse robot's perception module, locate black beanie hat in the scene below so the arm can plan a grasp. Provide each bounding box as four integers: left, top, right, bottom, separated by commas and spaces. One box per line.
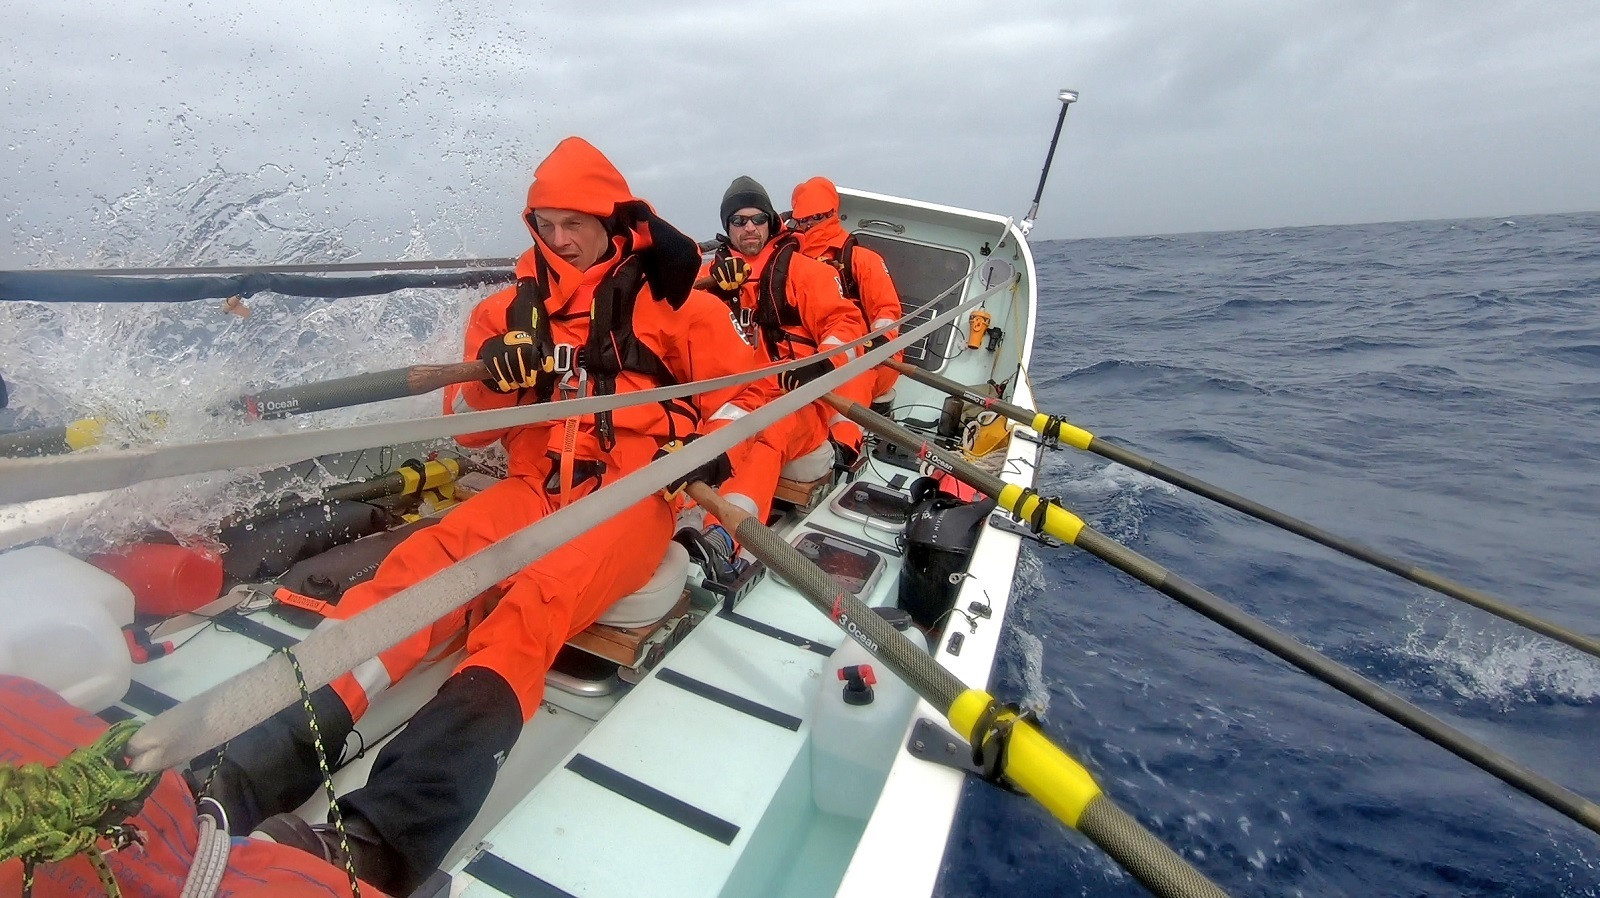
720, 175, 777, 231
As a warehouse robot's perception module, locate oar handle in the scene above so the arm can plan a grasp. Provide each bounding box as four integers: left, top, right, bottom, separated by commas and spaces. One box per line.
238, 361, 488, 420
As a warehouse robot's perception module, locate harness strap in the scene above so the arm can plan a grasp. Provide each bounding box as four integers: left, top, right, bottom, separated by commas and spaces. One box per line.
754, 235, 808, 361
835, 234, 859, 302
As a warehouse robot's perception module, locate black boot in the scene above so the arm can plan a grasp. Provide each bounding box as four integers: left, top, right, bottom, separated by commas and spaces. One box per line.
254, 810, 409, 896
190, 684, 355, 836
337, 666, 522, 895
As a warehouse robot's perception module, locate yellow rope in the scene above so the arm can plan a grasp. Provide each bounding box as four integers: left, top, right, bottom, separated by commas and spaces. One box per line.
0, 720, 158, 897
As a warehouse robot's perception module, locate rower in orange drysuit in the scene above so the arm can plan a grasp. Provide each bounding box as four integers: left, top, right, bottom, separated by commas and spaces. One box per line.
700, 176, 871, 523
205, 137, 764, 896
792, 176, 905, 405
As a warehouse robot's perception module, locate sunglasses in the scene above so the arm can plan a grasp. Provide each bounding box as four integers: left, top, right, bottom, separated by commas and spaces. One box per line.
791, 211, 833, 231
728, 212, 771, 228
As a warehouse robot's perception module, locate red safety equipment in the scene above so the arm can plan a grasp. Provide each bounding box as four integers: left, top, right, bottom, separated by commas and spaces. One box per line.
87, 542, 224, 617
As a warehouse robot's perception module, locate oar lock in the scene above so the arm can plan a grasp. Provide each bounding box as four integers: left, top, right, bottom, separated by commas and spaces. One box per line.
968, 699, 1040, 795
1007, 486, 1064, 535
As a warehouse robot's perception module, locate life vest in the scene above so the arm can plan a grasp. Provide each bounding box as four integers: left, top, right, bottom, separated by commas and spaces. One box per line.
506, 250, 695, 450
719, 233, 816, 362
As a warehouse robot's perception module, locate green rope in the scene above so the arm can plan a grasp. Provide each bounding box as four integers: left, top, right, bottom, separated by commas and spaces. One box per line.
281, 647, 361, 898
0, 720, 159, 898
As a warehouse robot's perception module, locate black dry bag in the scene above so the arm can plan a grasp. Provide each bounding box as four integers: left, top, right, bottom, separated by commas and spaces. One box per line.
898, 477, 996, 629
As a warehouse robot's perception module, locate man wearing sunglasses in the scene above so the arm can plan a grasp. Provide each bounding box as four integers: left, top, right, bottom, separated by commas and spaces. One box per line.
701, 176, 872, 525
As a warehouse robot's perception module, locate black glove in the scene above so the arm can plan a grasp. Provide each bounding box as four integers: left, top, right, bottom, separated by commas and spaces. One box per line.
705, 256, 751, 301
778, 356, 834, 393
478, 330, 554, 397
656, 435, 734, 498
832, 438, 860, 475
865, 333, 888, 351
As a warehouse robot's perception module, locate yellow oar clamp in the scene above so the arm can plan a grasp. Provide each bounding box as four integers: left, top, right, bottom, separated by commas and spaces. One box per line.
970, 699, 1041, 794
1039, 414, 1064, 449
1008, 486, 1062, 535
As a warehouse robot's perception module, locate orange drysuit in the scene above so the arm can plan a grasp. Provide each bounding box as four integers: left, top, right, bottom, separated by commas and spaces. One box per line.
702, 229, 871, 522
793, 176, 904, 402
329, 138, 765, 722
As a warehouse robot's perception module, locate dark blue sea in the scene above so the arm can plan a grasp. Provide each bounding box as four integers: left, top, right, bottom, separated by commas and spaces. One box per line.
938, 212, 1600, 897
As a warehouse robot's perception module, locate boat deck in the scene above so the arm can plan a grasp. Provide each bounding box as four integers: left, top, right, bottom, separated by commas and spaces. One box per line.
453, 482, 905, 898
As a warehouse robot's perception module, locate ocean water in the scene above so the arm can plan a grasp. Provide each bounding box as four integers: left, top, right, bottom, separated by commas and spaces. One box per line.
937, 212, 1600, 897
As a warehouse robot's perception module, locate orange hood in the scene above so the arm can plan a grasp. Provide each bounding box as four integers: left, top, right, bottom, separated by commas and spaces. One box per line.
524, 137, 637, 222
518, 136, 702, 309
792, 176, 849, 255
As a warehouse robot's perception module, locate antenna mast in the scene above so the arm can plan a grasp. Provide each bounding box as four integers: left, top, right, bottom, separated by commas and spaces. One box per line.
1019, 89, 1079, 236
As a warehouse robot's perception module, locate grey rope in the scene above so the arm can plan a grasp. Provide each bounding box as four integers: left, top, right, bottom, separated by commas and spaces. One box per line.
178, 811, 230, 898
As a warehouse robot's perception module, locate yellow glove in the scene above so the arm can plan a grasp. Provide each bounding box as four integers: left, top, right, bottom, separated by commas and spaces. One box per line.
479, 330, 554, 396
707, 256, 752, 299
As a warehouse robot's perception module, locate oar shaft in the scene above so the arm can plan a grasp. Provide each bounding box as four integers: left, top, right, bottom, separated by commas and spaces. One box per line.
687, 482, 1229, 898
239, 361, 488, 420
0, 362, 493, 458
0, 417, 107, 457
1074, 527, 1600, 834
830, 392, 1600, 837
887, 358, 1600, 660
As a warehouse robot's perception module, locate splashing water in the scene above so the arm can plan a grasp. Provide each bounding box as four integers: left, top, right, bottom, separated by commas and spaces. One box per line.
1397, 599, 1600, 706
1, 166, 484, 552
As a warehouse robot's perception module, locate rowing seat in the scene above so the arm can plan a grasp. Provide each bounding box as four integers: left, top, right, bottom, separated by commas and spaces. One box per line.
774, 441, 837, 512
562, 541, 693, 670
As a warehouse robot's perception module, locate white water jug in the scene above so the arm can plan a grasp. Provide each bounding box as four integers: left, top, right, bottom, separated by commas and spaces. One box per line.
809, 616, 927, 820
0, 545, 134, 713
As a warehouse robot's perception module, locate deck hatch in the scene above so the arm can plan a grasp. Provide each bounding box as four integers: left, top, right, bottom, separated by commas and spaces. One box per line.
853, 232, 973, 373
462, 850, 579, 898
564, 753, 740, 845
655, 668, 802, 731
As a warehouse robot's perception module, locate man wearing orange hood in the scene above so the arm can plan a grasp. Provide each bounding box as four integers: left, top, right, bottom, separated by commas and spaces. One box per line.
792, 176, 904, 405
701, 176, 871, 524
206, 138, 765, 895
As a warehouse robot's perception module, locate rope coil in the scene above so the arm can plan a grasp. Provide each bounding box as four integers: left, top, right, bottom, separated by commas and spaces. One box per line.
0, 720, 160, 897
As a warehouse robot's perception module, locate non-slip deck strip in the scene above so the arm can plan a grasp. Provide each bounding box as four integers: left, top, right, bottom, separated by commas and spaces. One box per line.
119, 680, 179, 715
564, 753, 739, 845
217, 613, 301, 650
655, 668, 802, 731
462, 851, 579, 898
718, 608, 831, 656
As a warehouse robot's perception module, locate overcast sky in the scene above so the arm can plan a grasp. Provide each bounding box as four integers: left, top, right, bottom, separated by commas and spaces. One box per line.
3, 2, 1598, 267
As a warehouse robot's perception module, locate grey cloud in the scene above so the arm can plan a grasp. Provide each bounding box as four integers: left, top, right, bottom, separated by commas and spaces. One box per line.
4, 1, 1598, 269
